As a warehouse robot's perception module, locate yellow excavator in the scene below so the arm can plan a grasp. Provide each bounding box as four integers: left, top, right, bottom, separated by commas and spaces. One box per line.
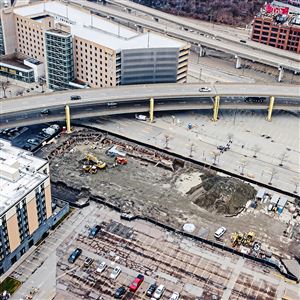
85, 154, 106, 169
231, 232, 244, 247
243, 231, 255, 246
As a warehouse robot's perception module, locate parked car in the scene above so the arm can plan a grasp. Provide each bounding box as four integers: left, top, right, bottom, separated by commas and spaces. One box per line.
152, 285, 165, 299
214, 227, 227, 239
68, 248, 82, 263
71, 95, 81, 101
110, 266, 121, 279
40, 109, 50, 115
129, 274, 144, 292
83, 257, 94, 267
240, 39, 247, 43
114, 287, 126, 299
146, 283, 157, 297
89, 225, 101, 238
170, 292, 180, 300
96, 261, 107, 273
199, 87, 211, 92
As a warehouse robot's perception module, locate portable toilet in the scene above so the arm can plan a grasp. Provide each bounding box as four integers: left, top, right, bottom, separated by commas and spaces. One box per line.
256, 188, 266, 201
277, 196, 288, 214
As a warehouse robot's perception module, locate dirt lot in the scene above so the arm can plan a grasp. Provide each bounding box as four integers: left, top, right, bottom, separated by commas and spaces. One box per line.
45, 128, 293, 258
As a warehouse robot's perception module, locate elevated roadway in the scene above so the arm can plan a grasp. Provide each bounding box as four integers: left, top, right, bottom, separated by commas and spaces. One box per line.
1, 83, 299, 128
70, 0, 300, 73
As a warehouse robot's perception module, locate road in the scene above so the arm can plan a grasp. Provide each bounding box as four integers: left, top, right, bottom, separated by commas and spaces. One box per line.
1, 83, 299, 128
109, 0, 300, 63
70, 0, 300, 72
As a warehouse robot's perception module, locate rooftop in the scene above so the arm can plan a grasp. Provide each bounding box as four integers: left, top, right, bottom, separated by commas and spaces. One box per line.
0, 58, 33, 71
13, 1, 186, 51
0, 139, 48, 216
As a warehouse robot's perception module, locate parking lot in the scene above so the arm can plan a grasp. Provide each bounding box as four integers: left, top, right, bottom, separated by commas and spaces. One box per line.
55, 203, 291, 300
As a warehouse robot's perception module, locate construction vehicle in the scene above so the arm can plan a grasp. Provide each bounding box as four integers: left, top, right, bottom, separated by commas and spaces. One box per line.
116, 156, 128, 165
231, 232, 244, 247
85, 154, 106, 169
243, 231, 255, 246
82, 165, 97, 174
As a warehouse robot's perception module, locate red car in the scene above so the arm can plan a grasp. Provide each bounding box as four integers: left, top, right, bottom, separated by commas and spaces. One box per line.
129, 274, 144, 292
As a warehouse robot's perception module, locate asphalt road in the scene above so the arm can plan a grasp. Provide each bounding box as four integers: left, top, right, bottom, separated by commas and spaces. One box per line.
1, 83, 299, 128
71, 0, 300, 72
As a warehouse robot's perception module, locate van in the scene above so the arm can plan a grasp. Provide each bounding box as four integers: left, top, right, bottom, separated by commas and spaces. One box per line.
214, 227, 226, 239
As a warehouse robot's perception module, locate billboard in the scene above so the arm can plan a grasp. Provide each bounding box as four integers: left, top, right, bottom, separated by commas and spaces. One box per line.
265, 3, 290, 15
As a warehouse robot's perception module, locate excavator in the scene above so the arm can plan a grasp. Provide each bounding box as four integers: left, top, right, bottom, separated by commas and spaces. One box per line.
85, 154, 107, 169
82, 165, 98, 174
231, 232, 244, 247
242, 231, 255, 246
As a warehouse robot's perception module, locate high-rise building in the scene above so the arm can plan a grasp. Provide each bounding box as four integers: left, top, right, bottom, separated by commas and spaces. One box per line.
0, 139, 53, 275
251, 3, 300, 53
0, 1, 190, 90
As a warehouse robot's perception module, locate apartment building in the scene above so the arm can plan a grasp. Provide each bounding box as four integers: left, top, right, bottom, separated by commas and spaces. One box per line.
0, 1, 190, 90
0, 139, 53, 275
251, 3, 300, 53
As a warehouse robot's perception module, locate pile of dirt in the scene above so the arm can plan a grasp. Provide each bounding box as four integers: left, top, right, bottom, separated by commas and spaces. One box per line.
188, 173, 256, 214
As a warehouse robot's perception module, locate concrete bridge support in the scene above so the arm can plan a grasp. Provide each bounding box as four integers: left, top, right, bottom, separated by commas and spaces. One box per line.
235, 55, 242, 69
149, 97, 154, 123
65, 105, 71, 133
198, 45, 206, 57
212, 96, 220, 122
267, 96, 275, 122
278, 67, 284, 82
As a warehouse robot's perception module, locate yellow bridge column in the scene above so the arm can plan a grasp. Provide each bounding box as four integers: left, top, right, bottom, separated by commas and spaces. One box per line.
212, 95, 220, 122
267, 96, 275, 122
65, 104, 72, 134
149, 97, 154, 123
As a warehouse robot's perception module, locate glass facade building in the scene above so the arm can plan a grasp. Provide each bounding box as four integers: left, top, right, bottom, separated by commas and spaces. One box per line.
0, 19, 5, 56
45, 30, 74, 90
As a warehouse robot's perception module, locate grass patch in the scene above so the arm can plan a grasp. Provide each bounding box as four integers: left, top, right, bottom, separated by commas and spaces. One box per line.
0, 277, 21, 294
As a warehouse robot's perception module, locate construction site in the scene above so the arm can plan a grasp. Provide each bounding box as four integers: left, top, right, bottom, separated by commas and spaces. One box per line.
36, 127, 299, 265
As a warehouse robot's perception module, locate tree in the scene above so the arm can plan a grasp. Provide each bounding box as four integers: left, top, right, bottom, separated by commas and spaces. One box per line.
291, 177, 299, 194
38, 77, 46, 93
163, 134, 171, 149
268, 167, 278, 185
252, 145, 261, 158
189, 143, 195, 157
239, 160, 248, 175
0, 79, 10, 98
211, 151, 220, 165
278, 152, 288, 167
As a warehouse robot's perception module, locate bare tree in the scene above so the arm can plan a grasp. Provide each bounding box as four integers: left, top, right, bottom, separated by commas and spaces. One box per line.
268, 168, 278, 185
278, 152, 288, 166
291, 177, 299, 194
189, 143, 195, 157
239, 160, 248, 175
163, 134, 171, 149
252, 145, 261, 158
38, 77, 46, 93
227, 133, 234, 143
211, 151, 220, 165
0, 79, 10, 98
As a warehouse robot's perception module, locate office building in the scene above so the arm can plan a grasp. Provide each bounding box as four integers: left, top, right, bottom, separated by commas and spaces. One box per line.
0, 139, 53, 275
0, 1, 190, 90
251, 3, 300, 53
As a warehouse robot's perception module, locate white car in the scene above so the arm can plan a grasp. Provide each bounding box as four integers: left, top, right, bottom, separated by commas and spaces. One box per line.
96, 261, 106, 273
170, 292, 180, 300
214, 226, 227, 239
199, 87, 211, 92
110, 266, 121, 279
151, 285, 165, 299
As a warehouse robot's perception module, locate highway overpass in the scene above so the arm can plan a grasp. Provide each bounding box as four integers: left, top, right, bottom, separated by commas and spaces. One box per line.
70, 0, 300, 74
1, 83, 299, 128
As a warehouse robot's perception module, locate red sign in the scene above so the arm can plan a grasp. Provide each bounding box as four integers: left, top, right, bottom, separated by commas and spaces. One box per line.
265, 3, 289, 15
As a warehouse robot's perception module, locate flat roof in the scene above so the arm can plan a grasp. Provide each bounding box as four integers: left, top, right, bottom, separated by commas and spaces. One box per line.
0, 139, 48, 216
13, 1, 186, 51
0, 58, 32, 71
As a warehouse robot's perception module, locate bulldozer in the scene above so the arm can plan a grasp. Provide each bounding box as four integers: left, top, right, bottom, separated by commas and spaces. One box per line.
231, 232, 244, 247
85, 154, 106, 169
243, 231, 255, 246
